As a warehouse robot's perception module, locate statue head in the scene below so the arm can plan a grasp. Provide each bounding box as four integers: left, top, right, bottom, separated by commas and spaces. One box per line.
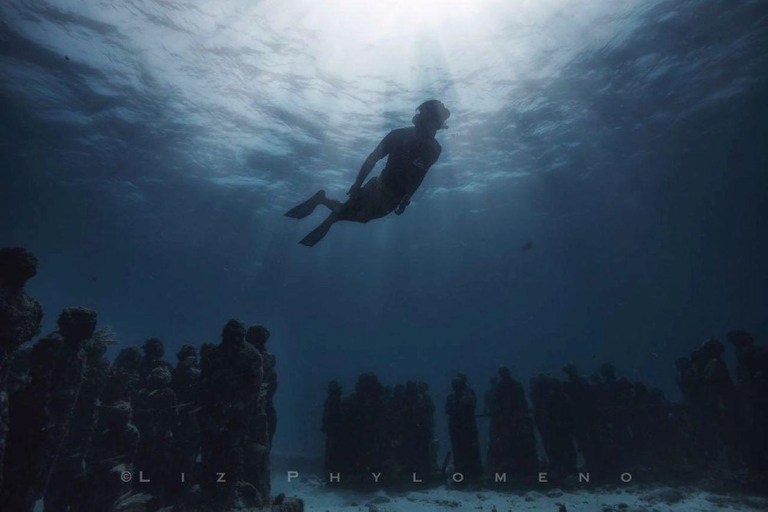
246, 324, 271, 350
221, 319, 246, 347
176, 344, 197, 363
57, 307, 98, 343
142, 337, 165, 359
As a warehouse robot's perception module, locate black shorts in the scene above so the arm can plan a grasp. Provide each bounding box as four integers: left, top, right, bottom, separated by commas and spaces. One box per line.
339, 177, 400, 223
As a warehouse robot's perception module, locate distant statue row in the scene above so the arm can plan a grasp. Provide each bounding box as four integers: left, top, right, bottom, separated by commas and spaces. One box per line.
0, 248, 302, 512
323, 342, 768, 483
322, 375, 438, 483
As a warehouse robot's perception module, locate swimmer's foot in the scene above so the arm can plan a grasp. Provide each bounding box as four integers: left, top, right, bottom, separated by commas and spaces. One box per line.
299, 214, 336, 247
284, 190, 326, 219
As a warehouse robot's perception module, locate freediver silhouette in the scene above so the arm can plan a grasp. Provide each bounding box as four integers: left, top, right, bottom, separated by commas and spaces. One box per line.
285, 99, 450, 246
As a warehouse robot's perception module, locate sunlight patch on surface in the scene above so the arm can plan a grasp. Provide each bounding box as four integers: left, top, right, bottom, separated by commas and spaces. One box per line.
0, 0, 658, 197
319, 0, 485, 29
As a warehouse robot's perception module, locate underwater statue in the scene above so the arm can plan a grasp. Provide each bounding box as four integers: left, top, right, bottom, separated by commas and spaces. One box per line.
285, 100, 450, 246
445, 373, 482, 479
2, 306, 97, 512
45, 331, 111, 512
0, 248, 43, 492
200, 319, 266, 508
486, 366, 537, 475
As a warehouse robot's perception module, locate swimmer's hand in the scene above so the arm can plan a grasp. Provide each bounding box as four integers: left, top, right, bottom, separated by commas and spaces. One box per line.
395, 197, 411, 215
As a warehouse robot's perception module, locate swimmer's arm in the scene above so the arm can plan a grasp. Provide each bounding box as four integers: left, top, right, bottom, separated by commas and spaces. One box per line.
394, 194, 411, 215
395, 183, 419, 215
348, 133, 391, 196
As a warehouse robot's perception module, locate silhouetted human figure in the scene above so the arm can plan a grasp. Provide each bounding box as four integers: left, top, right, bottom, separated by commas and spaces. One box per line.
445, 373, 482, 479
605, 367, 634, 469
416, 381, 438, 473
247, 324, 278, 448
244, 324, 274, 500
200, 319, 265, 509
345, 372, 387, 474
7, 346, 32, 395
45, 332, 111, 512
530, 374, 576, 477
101, 346, 142, 406
0, 248, 43, 492
675, 356, 699, 406
200, 342, 215, 362
170, 344, 201, 501
81, 401, 140, 511
285, 100, 450, 246
677, 340, 739, 466
134, 366, 178, 510
487, 366, 537, 475
586, 364, 634, 473
562, 363, 599, 472
625, 381, 683, 469
397, 380, 435, 474
701, 339, 741, 465
727, 330, 768, 471
322, 380, 344, 473
2, 307, 96, 512
138, 337, 173, 387
381, 383, 404, 474
172, 344, 200, 405
417, 381, 440, 472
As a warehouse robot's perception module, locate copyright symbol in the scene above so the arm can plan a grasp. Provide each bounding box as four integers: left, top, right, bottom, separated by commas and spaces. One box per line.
120, 471, 132, 483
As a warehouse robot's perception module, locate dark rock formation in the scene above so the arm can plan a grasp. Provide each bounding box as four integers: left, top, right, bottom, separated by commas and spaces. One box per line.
0, 248, 43, 491
445, 373, 482, 479
2, 306, 96, 512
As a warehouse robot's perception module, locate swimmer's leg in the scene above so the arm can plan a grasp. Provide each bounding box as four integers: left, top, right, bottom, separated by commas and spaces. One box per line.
285, 190, 347, 219
299, 213, 338, 247
284, 190, 328, 219
320, 195, 345, 212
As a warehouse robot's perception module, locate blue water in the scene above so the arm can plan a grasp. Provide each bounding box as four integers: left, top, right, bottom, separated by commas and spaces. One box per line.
1, 0, 767, 458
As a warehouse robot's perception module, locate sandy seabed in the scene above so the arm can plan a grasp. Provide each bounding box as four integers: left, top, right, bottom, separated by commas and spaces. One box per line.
273, 477, 768, 512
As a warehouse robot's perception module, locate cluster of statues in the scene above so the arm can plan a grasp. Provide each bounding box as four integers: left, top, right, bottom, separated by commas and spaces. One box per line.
676, 333, 768, 472
322, 373, 439, 483
526, 363, 687, 478
324, 347, 768, 485
3, 244, 766, 505
0, 248, 302, 512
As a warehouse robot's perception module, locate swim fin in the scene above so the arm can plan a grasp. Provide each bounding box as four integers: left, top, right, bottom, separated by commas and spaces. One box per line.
284, 190, 326, 219
299, 214, 336, 247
